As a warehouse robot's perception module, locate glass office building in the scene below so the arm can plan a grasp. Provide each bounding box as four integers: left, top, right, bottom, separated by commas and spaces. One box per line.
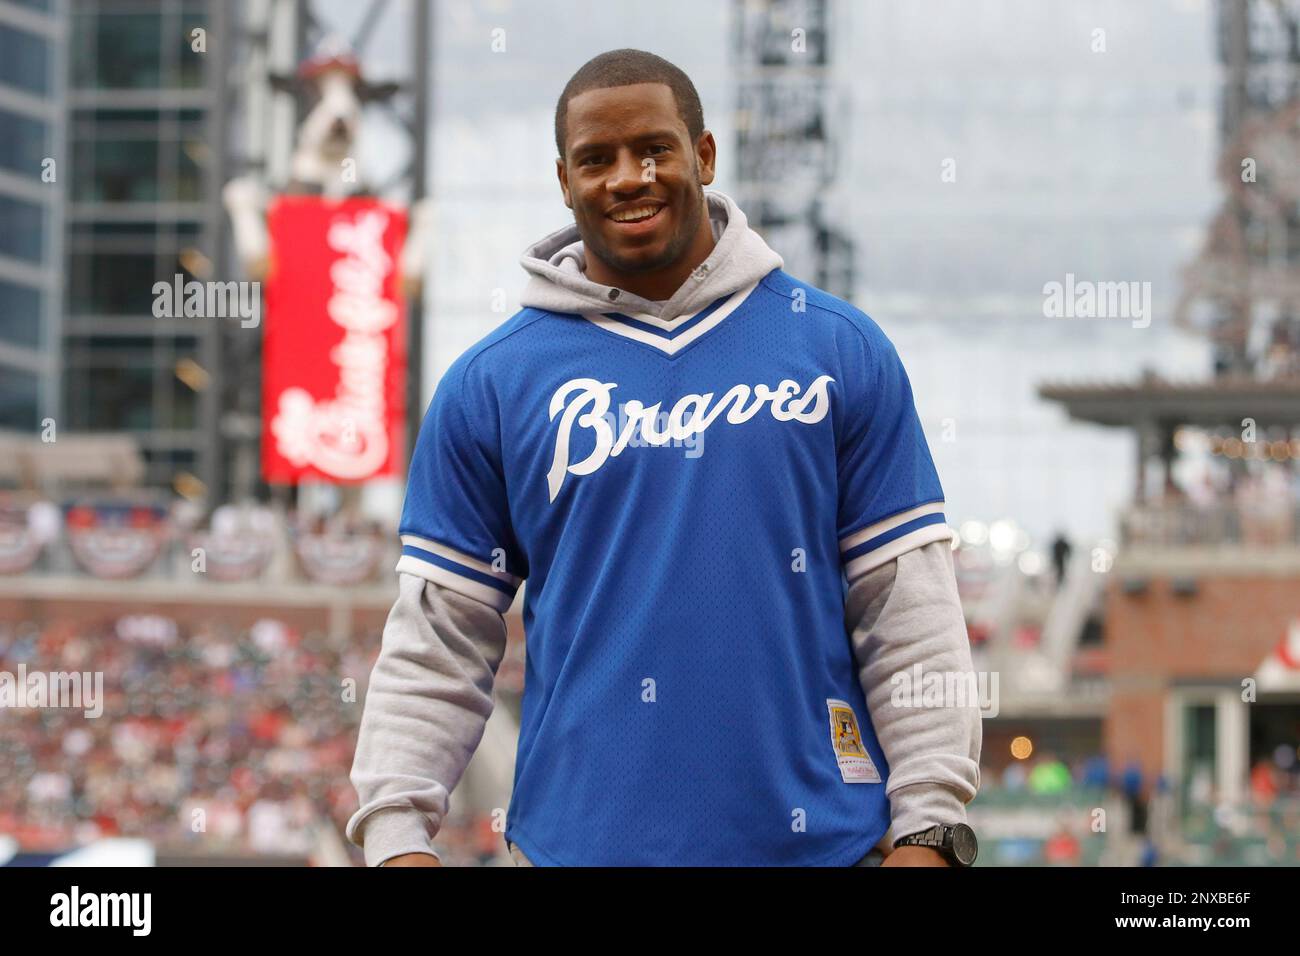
0, 0, 62, 434
60, 0, 228, 492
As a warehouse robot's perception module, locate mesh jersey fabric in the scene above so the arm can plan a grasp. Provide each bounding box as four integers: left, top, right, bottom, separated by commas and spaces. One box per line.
395, 267, 950, 865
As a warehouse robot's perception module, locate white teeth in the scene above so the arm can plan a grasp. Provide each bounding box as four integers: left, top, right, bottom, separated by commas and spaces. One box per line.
610, 205, 661, 223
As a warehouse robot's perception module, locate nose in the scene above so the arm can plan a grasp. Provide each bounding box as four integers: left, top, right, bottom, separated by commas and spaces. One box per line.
329, 117, 350, 138
605, 147, 645, 195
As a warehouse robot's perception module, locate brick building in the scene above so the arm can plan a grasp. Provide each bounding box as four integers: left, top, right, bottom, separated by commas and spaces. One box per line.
1042, 377, 1300, 811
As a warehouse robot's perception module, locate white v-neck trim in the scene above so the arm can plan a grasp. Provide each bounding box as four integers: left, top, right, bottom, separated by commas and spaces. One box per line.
613, 305, 703, 331
581, 278, 761, 355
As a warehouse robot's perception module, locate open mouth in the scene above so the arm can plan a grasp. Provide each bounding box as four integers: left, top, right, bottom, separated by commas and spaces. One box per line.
607, 204, 666, 233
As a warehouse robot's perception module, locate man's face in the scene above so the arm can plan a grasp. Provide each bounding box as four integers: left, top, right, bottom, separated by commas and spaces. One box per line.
557, 82, 715, 279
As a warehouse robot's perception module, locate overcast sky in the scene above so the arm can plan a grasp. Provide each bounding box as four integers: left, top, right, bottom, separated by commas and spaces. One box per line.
323, 0, 1223, 547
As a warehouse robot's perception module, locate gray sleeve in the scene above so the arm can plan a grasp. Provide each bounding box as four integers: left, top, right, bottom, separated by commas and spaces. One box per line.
346, 571, 509, 866
845, 539, 982, 843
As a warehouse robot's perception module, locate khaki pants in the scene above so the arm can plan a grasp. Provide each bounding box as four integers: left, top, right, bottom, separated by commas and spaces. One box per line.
507, 841, 885, 866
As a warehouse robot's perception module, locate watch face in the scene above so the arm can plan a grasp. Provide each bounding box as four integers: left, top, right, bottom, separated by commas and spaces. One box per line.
951, 824, 978, 865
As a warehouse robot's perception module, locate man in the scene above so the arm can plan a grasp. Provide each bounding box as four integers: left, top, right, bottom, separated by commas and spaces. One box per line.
347, 49, 981, 867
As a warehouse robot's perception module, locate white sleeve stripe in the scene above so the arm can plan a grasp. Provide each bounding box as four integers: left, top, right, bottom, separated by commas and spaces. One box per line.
843, 523, 955, 582
839, 501, 947, 553
395, 555, 516, 612
399, 534, 522, 586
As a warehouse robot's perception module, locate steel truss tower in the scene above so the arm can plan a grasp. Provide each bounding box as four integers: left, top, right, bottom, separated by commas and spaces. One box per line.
1176, 0, 1300, 378
731, 0, 855, 300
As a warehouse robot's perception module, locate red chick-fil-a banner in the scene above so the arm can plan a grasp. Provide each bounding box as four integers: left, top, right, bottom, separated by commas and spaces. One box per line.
263, 196, 408, 483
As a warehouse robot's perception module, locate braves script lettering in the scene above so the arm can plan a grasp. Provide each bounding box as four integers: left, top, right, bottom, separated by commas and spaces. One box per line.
546, 374, 835, 501
271, 209, 396, 479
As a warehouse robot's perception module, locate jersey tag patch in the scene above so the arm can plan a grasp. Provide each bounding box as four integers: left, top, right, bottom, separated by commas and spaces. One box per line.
826, 698, 880, 783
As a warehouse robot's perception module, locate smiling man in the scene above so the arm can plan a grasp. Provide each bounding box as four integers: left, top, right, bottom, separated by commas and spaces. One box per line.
557, 80, 715, 301
347, 49, 982, 867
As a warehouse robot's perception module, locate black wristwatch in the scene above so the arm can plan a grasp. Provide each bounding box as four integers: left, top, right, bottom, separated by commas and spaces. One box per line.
892, 823, 978, 867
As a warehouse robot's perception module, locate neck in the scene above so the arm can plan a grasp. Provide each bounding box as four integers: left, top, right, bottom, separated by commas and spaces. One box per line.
585, 206, 717, 302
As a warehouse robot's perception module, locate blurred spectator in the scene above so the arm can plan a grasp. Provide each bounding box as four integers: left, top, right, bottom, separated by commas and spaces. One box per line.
1234, 468, 1289, 546
1042, 823, 1081, 865
1262, 318, 1300, 380
1250, 757, 1280, 806
1138, 839, 1158, 867
1028, 755, 1072, 795
1001, 760, 1028, 791
1120, 760, 1148, 835
1079, 755, 1110, 790
1050, 532, 1071, 590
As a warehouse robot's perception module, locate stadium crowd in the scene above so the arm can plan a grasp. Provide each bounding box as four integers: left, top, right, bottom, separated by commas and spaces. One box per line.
1, 603, 1293, 865
0, 613, 523, 864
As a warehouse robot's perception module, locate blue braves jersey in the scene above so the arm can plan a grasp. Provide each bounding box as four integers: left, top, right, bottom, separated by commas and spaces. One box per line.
396, 268, 951, 865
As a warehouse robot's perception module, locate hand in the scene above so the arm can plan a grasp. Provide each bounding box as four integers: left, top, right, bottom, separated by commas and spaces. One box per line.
383, 853, 442, 867
880, 845, 949, 867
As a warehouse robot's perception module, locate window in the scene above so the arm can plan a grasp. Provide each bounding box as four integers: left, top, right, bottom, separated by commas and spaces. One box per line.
0, 280, 42, 349
1182, 703, 1216, 810
68, 252, 161, 314
71, 9, 208, 91
77, 334, 196, 353
73, 138, 161, 202
72, 12, 161, 90
70, 111, 209, 204
0, 24, 49, 97
0, 110, 47, 179
177, 13, 207, 90
177, 139, 202, 200
161, 374, 198, 429
81, 366, 155, 430
0, 196, 44, 264
79, 222, 162, 238
63, 336, 201, 433
0, 367, 39, 431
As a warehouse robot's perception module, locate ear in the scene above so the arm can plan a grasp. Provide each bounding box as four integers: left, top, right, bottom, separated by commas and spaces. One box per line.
695, 130, 717, 187
358, 80, 403, 103
556, 156, 573, 210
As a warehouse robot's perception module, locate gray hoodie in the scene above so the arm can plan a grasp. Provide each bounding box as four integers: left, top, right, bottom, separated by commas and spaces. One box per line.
347, 189, 981, 865
518, 189, 780, 320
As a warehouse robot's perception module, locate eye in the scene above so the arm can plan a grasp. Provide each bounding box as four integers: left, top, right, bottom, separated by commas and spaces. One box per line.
646, 144, 670, 155
579, 154, 605, 166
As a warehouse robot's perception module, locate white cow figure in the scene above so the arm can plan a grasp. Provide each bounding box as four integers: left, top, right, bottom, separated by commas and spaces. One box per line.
223, 49, 433, 298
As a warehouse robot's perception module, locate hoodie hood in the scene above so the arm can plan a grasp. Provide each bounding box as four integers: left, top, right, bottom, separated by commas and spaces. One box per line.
519, 189, 782, 323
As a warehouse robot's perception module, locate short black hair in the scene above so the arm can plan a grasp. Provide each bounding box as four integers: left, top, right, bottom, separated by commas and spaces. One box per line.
554, 48, 705, 160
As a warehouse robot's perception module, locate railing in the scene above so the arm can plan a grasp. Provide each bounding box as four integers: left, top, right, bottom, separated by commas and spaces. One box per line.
1120, 501, 1300, 549
1168, 795, 1300, 866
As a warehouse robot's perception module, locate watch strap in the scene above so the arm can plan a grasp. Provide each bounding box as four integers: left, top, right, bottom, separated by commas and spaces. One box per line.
894, 823, 947, 849
893, 823, 976, 866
